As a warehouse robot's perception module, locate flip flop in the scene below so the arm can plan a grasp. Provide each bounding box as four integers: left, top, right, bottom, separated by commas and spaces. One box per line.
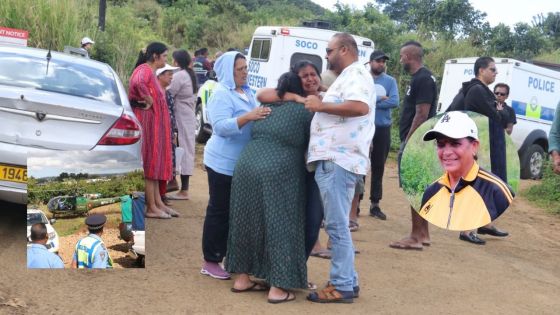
310, 249, 331, 259
388, 240, 423, 250
231, 281, 269, 293
145, 212, 171, 219
268, 291, 296, 304
167, 194, 190, 200
164, 208, 180, 217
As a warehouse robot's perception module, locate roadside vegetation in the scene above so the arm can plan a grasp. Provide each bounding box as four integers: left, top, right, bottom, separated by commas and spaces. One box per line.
27, 170, 144, 205
524, 162, 560, 215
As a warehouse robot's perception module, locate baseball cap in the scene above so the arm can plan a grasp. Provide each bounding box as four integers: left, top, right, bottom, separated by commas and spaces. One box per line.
81, 37, 95, 45
85, 214, 106, 231
156, 64, 179, 76
423, 111, 478, 141
369, 50, 389, 61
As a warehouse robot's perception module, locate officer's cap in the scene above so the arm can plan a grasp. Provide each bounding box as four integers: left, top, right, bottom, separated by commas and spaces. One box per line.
85, 214, 106, 231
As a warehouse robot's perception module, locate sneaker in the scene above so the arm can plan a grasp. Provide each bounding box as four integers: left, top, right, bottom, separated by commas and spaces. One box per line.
369, 205, 387, 220
200, 261, 231, 280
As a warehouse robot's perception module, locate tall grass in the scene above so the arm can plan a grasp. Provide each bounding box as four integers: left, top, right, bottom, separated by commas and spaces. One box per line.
0, 0, 98, 51
524, 161, 560, 215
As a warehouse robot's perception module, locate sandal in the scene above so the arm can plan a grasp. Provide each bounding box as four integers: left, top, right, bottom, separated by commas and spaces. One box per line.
268, 291, 296, 304
349, 220, 359, 232
145, 212, 171, 219
307, 284, 353, 303
309, 249, 331, 259
164, 208, 180, 217
231, 281, 269, 293
161, 196, 172, 206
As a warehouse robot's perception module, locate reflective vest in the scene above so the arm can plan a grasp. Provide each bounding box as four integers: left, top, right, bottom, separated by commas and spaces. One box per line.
75, 235, 113, 269
526, 98, 542, 119
200, 80, 217, 106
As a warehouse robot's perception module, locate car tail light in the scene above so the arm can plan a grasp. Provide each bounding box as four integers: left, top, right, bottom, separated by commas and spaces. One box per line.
97, 114, 141, 145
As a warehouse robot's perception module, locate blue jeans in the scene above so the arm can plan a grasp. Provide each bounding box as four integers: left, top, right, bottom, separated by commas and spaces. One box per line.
314, 160, 359, 292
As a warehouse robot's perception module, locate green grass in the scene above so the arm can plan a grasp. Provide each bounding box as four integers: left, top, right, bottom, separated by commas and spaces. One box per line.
523, 161, 560, 215
37, 203, 123, 236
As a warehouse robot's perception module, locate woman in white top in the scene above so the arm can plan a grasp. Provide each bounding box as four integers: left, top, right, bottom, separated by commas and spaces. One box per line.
168, 49, 198, 200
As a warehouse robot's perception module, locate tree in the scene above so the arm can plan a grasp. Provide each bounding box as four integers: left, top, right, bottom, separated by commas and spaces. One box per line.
58, 172, 69, 182
375, 0, 487, 39
511, 22, 549, 59
487, 23, 515, 56
532, 12, 560, 46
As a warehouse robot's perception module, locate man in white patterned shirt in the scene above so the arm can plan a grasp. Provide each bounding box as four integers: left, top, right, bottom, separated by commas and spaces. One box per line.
305, 33, 376, 304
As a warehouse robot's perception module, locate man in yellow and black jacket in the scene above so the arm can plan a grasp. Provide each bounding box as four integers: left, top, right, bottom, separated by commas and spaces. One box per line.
419, 162, 514, 231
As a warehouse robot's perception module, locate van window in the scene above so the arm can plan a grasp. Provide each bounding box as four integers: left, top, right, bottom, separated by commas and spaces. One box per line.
290, 53, 323, 75
250, 38, 271, 61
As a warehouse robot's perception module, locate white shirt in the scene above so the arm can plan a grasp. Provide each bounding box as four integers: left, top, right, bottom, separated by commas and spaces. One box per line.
307, 61, 376, 175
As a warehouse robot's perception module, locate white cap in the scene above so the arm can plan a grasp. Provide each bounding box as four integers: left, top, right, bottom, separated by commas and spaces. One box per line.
156, 64, 179, 76
423, 111, 478, 141
81, 37, 95, 45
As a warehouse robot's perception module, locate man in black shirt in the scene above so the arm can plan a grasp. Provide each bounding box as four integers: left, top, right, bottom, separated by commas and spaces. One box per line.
390, 41, 438, 250
494, 83, 516, 135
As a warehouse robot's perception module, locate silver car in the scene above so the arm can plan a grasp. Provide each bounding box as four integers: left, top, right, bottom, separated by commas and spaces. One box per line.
0, 45, 141, 204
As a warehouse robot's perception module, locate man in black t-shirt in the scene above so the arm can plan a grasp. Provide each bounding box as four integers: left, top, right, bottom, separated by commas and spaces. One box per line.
390, 41, 437, 251
494, 83, 516, 135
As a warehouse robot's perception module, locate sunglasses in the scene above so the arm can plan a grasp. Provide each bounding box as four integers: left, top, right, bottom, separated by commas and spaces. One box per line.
494, 92, 507, 96
488, 67, 497, 73
326, 46, 342, 55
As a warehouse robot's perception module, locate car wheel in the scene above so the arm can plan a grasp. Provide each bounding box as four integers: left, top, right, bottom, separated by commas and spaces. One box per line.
195, 103, 210, 144
520, 144, 545, 179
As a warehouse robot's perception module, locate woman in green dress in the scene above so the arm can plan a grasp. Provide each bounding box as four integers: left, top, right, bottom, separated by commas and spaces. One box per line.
226, 72, 312, 303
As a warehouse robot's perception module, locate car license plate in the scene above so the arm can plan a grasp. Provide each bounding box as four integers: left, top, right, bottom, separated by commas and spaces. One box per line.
0, 164, 27, 183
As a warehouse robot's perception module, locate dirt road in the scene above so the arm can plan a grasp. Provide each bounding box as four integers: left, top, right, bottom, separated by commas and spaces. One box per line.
1, 151, 559, 314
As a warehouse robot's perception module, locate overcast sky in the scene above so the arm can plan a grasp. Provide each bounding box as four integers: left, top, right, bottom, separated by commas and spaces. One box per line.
310, 0, 559, 27
28, 151, 142, 178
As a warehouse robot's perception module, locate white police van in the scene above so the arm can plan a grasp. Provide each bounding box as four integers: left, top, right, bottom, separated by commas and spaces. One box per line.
247, 26, 374, 94
194, 26, 375, 143
438, 57, 560, 179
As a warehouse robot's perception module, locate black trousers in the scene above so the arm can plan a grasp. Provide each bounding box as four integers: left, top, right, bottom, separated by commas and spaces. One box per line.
489, 120, 507, 182
202, 166, 232, 263
369, 126, 392, 203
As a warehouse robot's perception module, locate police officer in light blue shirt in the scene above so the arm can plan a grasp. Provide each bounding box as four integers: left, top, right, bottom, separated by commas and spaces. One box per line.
72, 214, 113, 269
27, 223, 64, 269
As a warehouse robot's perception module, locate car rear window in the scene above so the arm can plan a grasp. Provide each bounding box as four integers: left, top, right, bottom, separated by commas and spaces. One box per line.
27, 212, 48, 226
0, 52, 121, 105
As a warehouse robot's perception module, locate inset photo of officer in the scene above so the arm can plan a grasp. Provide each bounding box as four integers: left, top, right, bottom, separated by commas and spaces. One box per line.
399, 111, 519, 232
27, 151, 145, 268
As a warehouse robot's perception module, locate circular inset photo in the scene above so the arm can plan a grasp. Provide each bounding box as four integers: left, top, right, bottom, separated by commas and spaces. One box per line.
400, 111, 519, 231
